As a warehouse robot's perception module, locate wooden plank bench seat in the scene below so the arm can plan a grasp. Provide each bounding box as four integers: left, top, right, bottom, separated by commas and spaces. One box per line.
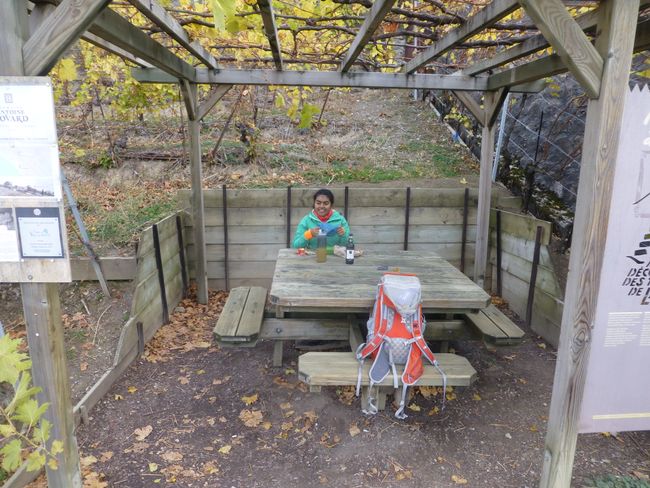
463, 304, 524, 345
299, 351, 477, 411
213, 286, 268, 344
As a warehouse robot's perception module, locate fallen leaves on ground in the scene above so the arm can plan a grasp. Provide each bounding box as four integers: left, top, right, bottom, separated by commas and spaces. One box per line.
336, 386, 356, 405
218, 445, 232, 454
133, 425, 153, 441
241, 393, 258, 405
144, 289, 227, 363
451, 474, 468, 484
160, 451, 184, 463
239, 409, 264, 427
349, 424, 361, 437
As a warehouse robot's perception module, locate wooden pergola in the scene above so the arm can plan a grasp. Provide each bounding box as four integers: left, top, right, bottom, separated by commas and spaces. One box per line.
1, 0, 647, 486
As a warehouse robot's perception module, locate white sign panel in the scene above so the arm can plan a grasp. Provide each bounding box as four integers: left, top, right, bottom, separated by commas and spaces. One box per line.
580, 86, 650, 433
0, 80, 57, 143
0, 77, 70, 283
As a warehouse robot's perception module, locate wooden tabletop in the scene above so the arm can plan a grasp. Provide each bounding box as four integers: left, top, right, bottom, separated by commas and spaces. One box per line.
269, 249, 491, 311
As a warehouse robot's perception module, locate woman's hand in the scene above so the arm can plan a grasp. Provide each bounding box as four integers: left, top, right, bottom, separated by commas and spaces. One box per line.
337, 226, 345, 236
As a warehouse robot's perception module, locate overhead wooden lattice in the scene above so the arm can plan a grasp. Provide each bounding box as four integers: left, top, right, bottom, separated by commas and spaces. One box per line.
26, 0, 650, 96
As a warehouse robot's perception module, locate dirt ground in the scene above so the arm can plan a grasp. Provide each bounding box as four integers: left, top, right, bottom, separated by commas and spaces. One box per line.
17, 286, 648, 488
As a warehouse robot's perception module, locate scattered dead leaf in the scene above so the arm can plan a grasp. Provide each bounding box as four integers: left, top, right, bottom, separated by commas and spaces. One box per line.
134, 425, 153, 441
239, 409, 263, 427
160, 451, 184, 463
241, 393, 259, 405
451, 474, 468, 484
349, 424, 361, 437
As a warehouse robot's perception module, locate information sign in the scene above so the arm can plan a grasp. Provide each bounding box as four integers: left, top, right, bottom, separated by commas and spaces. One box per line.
579, 86, 650, 433
0, 77, 70, 283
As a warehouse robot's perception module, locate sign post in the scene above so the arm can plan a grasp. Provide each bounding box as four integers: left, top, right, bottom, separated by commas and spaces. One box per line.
0, 76, 81, 487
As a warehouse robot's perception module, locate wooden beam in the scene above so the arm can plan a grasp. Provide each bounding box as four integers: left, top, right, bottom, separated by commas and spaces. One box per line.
403, 0, 520, 74
519, 0, 603, 99
486, 87, 509, 127
488, 53, 565, 90
540, 1, 639, 486
23, 0, 110, 75
463, 7, 600, 76
81, 32, 154, 67
488, 16, 650, 92
257, 0, 283, 70
473, 91, 501, 288
0, 0, 27, 74
88, 8, 196, 80
452, 91, 484, 123
180, 79, 197, 120
180, 82, 208, 304
128, 0, 219, 69
197, 84, 232, 121
339, 0, 397, 73
134, 67, 489, 90
22, 284, 82, 486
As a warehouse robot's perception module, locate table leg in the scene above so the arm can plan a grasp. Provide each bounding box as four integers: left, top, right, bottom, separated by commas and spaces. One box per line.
273, 340, 284, 367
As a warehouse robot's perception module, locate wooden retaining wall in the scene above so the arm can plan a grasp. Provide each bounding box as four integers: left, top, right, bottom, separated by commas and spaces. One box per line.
178, 186, 520, 290
72, 212, 188, 426
488, 209, 564, 346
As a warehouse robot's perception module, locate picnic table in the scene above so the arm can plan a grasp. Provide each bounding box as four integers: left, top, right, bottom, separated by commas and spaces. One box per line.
269, 248, 491, 314
212, 248, 524, 411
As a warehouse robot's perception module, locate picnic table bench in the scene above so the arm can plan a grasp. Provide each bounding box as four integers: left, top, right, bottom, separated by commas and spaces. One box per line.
212, 251, 524, 410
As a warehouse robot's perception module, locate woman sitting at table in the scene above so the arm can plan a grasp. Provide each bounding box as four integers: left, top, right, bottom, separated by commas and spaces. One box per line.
292, 188, 350, 250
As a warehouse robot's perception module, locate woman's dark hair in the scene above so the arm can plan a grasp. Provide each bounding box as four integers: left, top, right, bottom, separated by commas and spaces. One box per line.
313, 188, 334, 205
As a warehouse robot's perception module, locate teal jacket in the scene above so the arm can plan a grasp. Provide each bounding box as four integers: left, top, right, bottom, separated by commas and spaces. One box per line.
292, 210, 350, 249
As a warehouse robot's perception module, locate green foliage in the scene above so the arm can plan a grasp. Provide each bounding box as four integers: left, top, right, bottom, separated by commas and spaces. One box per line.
586, 475, 650, 488
87, 193, 178, 247
298, 103, 320, 129
0, 336, 60, 476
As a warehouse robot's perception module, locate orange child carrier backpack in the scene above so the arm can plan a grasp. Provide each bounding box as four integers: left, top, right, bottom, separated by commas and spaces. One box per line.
356, 273, 446, 419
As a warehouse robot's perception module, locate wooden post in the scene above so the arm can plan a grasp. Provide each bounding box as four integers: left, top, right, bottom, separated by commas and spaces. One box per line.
182, 82, 208, 303
540, 1, 639, 486
2, 2, 81, 486
21, 284, 82, 488
473, 92, 499, 288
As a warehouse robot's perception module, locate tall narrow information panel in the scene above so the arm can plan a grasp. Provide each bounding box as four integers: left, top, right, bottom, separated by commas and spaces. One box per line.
0, 77, 70, 282
579, 86, 650, 433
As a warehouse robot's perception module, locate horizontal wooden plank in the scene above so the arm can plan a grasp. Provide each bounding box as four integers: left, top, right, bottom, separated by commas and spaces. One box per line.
70, 256, 136, 281
178, 187, 515, 209
490, 231, 555, 267
214, 287, 251, 339
490, 248, 562, 297
190, 224, 477, 246
137, 213, 181, 258
191, 205, 478, 227
188, 242, 475, 265
481, 304, 524, 343
299, 352, 477, 387
136, 232, 182, 281
208, 278, 272, 290
499, 269, 562, 347
489, 209, 551, 244
234, 286, 267, 339
465, 309, 509, 340
260, 318, 350, 340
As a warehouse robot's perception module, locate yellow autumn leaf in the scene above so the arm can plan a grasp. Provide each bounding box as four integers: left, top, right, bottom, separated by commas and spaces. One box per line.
279, 402, 292, 410
127, 386, 137, 394
114, 394, 123, 400
428, 406, 440, 416
349, 424, 361, 437
241, 393, 258, 405
218, 445, 232, 454
451, 474, 468, 484
58, 58, 77, 81
261, 422, 272, 430
473, 393, 482, 401
149, 463, 159, 472
408, 403, 421, 412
